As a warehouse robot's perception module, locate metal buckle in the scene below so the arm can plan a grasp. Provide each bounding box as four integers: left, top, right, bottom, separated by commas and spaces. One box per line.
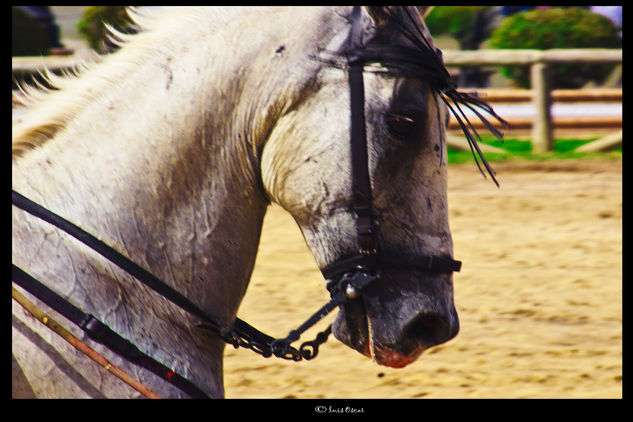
342, 267, 380, 299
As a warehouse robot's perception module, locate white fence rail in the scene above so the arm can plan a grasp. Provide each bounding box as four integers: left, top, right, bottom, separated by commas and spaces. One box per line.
443, 49, 622, 152
13, 48, 623, 152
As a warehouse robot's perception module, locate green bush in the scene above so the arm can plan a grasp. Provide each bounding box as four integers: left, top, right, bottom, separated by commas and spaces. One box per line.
77, 6, 134, 53
12, 7, 48, 56
489, 8, 620, 89
425, 6, 493, 49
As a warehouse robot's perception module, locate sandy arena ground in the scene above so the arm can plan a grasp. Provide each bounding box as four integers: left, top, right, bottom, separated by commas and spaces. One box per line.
223, 158, 622, 398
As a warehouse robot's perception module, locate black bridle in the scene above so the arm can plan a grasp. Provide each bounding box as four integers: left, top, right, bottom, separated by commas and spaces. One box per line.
319, 6, 463, 295
12, 6, 504, 398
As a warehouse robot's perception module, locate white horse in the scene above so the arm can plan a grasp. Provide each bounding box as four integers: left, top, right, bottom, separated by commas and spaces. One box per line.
12, 6, 478, 398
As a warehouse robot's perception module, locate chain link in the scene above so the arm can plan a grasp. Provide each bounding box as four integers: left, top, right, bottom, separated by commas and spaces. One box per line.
220, 325, 332, 361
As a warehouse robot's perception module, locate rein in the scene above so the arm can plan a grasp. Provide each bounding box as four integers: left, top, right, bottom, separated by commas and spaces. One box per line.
12, 190, 335, 398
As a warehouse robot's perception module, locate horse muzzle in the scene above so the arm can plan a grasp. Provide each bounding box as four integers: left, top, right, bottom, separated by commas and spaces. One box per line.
331, 269, 459, 368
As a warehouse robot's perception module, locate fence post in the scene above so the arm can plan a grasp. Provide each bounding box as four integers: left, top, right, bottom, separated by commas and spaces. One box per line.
531, 61, 553, 152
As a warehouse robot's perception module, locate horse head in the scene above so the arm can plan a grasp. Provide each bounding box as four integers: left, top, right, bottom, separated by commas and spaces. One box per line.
262, 6, 462, 368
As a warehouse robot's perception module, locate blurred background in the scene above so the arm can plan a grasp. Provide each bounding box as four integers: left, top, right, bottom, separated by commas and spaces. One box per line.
12, 5, 622, 155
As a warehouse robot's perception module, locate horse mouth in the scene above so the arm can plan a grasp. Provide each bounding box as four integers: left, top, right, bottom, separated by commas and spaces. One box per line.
333, 301, 426, 368
332, 288, 459, 369
370, 343, 424, 368
368, 313, 448, 368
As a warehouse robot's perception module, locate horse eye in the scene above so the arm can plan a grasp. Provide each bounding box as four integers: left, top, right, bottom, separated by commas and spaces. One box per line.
386, 114, 415, 138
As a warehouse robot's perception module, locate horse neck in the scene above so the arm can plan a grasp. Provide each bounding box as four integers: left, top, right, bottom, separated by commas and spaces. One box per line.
13, 5, 350, 300
13, 139, 266, 399
11, 12, 284, 397
12, 7, 349, 397
13, 25, 272, 302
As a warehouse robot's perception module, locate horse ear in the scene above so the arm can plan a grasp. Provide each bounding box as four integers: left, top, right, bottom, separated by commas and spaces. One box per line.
365, 6, 391, 24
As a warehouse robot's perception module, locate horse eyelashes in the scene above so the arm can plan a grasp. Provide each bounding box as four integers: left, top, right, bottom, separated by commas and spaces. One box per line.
385, 114, 415, 138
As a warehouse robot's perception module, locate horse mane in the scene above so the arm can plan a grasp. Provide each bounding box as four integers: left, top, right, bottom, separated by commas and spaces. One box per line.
11, 7, 247, 159
14, 6, 506, 185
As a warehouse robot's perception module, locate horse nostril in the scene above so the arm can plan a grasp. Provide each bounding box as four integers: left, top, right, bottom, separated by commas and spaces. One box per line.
404, 313, 451, 347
